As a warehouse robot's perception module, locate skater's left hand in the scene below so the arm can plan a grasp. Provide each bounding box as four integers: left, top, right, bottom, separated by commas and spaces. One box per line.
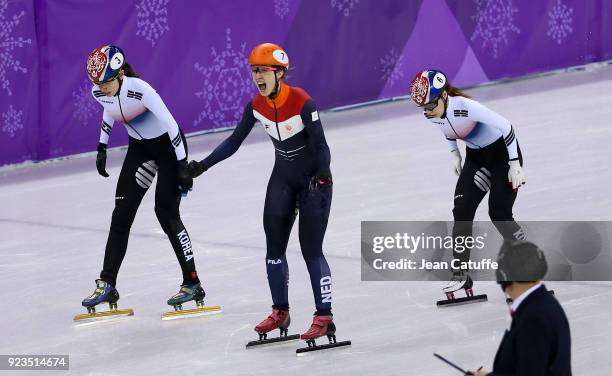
507, 160, 525, 191
177, 159, 193, 196
309, 172, 333, 192
188, 160, 208, 178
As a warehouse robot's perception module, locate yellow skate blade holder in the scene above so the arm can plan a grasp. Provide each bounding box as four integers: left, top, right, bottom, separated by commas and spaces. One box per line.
161, 305, 222, 321
73, 308, 134, 322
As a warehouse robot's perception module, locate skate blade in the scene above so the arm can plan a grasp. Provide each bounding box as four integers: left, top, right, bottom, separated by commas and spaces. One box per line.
161, 305, 222, 320
436, 294, 488, 307
246, 334, 300, 349
296, 340, 352, 355
73, 308, 134, 322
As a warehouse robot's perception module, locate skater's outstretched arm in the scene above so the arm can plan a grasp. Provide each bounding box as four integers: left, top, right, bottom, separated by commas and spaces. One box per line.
189, 103, 257, 177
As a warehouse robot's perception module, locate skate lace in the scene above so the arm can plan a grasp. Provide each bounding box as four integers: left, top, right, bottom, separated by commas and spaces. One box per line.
94, 281, 108, 294
312, 316, 332, 327
180, 286, 192, 294
269, 310, 287, 323
450, 272, 466, 282
444, 276, 462, 287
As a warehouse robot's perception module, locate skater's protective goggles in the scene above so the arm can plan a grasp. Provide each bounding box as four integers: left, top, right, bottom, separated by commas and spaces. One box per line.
422, 96, 442, 111
251, 65, 279, 74
93, 75, 119, 86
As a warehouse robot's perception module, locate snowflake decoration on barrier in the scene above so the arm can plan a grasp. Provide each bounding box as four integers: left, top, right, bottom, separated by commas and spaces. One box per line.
193, 28, 253, 128
0, 0, 32, 96
547, 0, 573, 45
2, 104, 23, 138
72, 78, 100, 123
275, 0, 290, 19
331, 0, 359, 17
471, 0, 520, 59
135, 0, 170, 47
379, 48, 404, 87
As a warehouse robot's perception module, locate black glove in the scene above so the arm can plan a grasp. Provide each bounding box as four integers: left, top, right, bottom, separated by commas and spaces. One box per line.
308, 172, 333, 192
177, 159, 193, 196
188, 160, 208, 178
96, 143, 109, 178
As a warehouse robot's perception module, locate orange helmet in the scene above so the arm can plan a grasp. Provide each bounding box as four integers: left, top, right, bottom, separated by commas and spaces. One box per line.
249, 43, 289, 68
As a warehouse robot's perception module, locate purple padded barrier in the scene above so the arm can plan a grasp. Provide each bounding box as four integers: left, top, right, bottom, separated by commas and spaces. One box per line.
0, 0, 608, 166
1, 0, 38, 165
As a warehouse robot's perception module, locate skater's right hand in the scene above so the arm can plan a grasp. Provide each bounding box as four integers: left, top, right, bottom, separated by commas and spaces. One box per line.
451, 149, 462, 176
187, 160, 208, 178
96, 143, 109, 178
308, 172, 333, 192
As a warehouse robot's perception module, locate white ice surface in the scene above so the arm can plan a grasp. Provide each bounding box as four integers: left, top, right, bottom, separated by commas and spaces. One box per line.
1, 66, 612, 375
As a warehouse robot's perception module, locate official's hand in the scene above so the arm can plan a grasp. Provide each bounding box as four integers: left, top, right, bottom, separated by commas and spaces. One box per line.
507, 160, 525, 190
471, 370, 488, 376
451, 149, 462, 176
96, 143, 109, 178
188, 160, 208, 178
309, 173, 333, 192
177, 159, 193, 196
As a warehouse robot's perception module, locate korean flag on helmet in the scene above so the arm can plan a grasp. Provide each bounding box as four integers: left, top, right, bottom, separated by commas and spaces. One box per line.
410, 70, 448, 106
86, 45, 126, 84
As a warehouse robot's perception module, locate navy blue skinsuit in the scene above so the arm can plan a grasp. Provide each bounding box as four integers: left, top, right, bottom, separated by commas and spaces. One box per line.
200, 84, 333, 315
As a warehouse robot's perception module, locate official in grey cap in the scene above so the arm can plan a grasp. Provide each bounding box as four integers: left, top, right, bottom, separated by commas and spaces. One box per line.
470, 241, 572, 376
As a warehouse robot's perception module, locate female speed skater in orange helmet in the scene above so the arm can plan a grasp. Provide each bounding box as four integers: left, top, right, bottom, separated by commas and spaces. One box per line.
189, 43, 349, 350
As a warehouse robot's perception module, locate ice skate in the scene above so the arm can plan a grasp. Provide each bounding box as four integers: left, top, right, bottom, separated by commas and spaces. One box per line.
161, 282, 221, 320
246, 308, 300, 348
296, 315, 351, 355
437, 271, 487, 307
74, 279, 133, 322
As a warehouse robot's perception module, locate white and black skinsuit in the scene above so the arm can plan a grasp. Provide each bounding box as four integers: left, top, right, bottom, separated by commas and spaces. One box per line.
424, 94, 526, 267
92, 75, 198, 287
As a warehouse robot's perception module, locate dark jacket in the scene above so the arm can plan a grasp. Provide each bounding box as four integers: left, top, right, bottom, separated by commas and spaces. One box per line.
490, 285, 571, 376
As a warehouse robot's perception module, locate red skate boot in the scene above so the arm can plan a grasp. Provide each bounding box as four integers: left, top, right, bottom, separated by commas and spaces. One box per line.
246, 308, 300, 348
300, 315, 334, 341
297, 314, 351, 354
255, 308, 290, 337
